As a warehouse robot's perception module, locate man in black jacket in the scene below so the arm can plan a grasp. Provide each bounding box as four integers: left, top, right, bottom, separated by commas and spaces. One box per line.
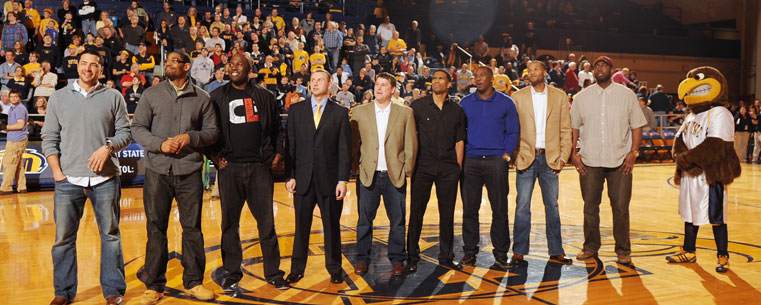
284, 69, 350, 285
208, 53, 289, 291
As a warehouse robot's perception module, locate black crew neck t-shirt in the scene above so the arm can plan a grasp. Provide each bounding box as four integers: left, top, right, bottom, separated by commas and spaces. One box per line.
226, 87, 263, 163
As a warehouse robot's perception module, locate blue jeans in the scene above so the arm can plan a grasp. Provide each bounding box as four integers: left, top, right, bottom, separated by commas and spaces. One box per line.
124, 44, 139, 56
356, 171, 407, 264
81, 19, 97, 36
654, 111, 666, 127
327, 47, 340, 72
52, 177, 126, 300
513, 153, 565, 256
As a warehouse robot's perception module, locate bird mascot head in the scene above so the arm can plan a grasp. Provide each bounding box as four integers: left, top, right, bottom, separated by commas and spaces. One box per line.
677, 66, 728, 113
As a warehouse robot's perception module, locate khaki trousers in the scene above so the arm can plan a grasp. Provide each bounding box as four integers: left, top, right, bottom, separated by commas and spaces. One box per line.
1, 138, 28, 192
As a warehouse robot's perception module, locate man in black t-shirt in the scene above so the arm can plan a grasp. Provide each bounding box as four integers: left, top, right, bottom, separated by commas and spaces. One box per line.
208, 54, 289, 292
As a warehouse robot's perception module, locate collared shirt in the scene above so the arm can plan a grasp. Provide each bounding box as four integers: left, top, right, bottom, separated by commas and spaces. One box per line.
571, 83, 647, 168
410, 95, 466, 171
460, 89, 519, 157
531, 85, 548, 149
323, 29, 343, 49
169, 78, 190, 96
6, 103, 27, 142
311, 95, 327, 115
374, 101, 392, 171
72, 79, 103, 98
68, 80, 112, 187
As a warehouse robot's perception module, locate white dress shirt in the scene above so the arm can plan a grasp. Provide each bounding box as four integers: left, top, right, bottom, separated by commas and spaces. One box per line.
67, 80, 113, 187
531, 85, 548, 149
374, 101, 391, 171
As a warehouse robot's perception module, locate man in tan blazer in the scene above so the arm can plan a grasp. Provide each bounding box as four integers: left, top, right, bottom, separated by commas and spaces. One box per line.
509, 61, 573, 268
351, 72, 417, 276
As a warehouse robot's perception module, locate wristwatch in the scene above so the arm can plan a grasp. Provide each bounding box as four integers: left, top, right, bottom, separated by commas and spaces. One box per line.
104, 142, 115, 153
630, 150, 640, 158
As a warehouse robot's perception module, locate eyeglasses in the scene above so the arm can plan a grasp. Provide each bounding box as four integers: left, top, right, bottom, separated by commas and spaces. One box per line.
166, 58, 187, 64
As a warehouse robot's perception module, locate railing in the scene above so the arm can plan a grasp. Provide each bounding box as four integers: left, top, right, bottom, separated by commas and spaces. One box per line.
455, 45, 473, 70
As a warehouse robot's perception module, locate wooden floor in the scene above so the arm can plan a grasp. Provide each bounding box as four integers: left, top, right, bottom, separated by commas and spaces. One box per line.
2, 163, 761, 304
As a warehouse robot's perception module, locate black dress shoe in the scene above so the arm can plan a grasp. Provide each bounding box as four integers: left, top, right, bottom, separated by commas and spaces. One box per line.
50, 297, 70, 305
439, 260, 462, 270
267, 277, 290, 290
221, 278, 240, 292
493, 256, 512, 269
285, 273, 304, 284
330, 272, 343, 283
405, 260, 418, 273
549, 254, 573, 265
460, 254, 477, 266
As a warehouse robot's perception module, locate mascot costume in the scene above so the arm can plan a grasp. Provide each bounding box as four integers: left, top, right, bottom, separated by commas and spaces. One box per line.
666, 66, 741, 273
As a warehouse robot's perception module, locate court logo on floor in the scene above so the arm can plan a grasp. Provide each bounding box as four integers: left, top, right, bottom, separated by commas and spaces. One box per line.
125, 222, 761, 304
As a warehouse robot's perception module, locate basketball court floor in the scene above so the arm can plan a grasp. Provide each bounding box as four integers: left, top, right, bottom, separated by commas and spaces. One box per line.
2, 163, 761, 304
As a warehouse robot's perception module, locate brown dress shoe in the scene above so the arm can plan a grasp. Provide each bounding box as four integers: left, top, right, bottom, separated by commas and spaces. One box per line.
549, 254, 573, 265
617, 253, 632, 265
392, 263, 405, 275
354, 262, 368, 275
50, 297, 70, 305
506, 254, 527, 268
106, 295, 123, 305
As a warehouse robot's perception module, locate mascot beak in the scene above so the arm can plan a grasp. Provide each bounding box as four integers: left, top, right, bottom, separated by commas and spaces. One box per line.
678, 74, 721, 106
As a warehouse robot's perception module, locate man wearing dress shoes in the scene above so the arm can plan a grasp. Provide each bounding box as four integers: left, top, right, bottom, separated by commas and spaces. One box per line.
285, 69, 350, 285
406, 70, 466, 275
510, 61, 574, 270
351, 72, 418, 277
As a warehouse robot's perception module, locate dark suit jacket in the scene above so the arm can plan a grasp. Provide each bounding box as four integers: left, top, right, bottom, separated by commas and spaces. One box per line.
286, 99, 351, 196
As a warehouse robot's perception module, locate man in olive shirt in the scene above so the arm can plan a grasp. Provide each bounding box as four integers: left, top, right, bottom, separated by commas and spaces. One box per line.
406, 70, 465, 272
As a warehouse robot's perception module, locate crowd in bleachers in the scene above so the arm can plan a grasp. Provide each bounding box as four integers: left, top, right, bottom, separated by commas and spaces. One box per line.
0, 0, 743, 158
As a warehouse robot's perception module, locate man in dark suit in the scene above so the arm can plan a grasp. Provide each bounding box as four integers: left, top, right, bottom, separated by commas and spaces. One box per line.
285, 69, 351, 284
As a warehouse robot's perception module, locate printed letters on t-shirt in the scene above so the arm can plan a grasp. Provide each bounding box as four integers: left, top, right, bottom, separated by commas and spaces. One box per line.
229, 98, 259, 124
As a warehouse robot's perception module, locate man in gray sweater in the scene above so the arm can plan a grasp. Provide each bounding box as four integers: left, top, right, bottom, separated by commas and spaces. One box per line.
130, 51, 219, 305
42, 50, 132, 305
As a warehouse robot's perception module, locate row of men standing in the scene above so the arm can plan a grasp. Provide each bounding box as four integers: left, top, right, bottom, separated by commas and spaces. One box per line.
40, 48, 645, 305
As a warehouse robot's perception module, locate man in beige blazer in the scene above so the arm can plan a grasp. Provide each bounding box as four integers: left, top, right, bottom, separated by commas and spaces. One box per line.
351, 72, 417, 276
509, 61, 573, 268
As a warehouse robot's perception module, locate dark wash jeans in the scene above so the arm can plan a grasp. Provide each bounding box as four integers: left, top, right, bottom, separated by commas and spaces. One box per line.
52, 177, 126, 300
142, 169, 205, 292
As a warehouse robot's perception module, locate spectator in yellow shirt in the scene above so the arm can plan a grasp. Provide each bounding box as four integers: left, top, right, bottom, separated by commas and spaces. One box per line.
271, 8, 285, 31
387, 31, 407, 57
23, 51, 41, 80
309, 45, 326, 72
292, 41, 309, 74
